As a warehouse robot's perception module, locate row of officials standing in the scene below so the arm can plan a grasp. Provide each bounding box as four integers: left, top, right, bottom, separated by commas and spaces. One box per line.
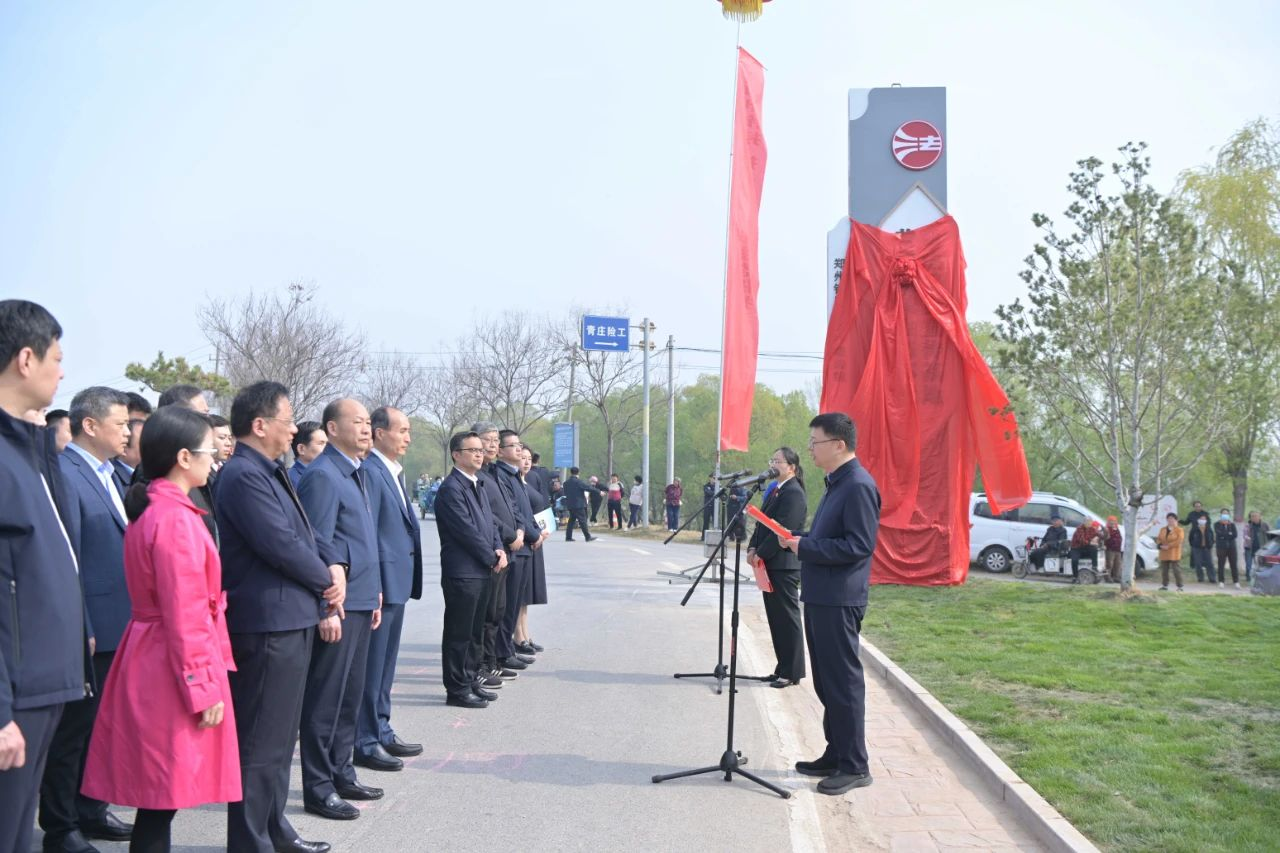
0, 299, 434, 853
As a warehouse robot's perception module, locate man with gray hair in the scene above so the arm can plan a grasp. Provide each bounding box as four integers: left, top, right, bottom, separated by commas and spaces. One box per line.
40, 386, 136, 850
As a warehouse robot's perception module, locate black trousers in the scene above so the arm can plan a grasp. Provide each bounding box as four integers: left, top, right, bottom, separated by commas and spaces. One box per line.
803, 603, 868, 775
227, 628, 313, 853
1215, 546, 1239, 583
762, 570, 805, 681
301, 610, 373, 805
564, 507, 590, 540
481, 566, 508, 668
589, 496, 602, 522
38, 651, 112, 839
442, 576, 489, 697
498, 555, 532, 660
1069, 545, 1097, 577
0, 704, 62, 853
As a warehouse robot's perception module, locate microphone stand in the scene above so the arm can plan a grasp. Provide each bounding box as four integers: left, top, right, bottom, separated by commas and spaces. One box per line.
652, 476, 790, 798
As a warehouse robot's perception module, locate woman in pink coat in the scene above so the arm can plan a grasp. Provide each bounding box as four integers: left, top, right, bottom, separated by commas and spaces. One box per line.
82, 406, 241, 852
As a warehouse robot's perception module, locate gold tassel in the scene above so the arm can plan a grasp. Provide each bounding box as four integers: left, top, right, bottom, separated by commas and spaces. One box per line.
721, 0, 765, 22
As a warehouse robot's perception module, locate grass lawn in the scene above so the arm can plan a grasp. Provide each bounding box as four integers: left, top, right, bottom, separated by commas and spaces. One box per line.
863, 579, 1280, 853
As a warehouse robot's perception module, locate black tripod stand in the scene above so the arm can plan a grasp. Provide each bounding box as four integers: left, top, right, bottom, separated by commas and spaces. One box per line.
652, 476, 790, 799
668, 483, 772, 694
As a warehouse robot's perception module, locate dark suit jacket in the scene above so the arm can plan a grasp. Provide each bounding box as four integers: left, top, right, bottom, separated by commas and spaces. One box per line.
479, 463, 523, 554
797, 459, 880, 607
298, 445, 381, 611
493, 461, 539, 557
288, 460, 307, 491
435, 469, 503, 580
748, 476, 808, 572
364, 452, 423, 605
527, 465, 554, 505
562, 475, 589, 510
215, 443, 333, 634
59, 447, 131, 652
0, 407, 86, 721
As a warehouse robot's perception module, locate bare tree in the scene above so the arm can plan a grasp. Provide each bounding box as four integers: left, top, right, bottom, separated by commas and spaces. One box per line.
198, 282, 367, 418
418, 357, 480, 472
458, 312, 568, 433
358, 350, 430, 416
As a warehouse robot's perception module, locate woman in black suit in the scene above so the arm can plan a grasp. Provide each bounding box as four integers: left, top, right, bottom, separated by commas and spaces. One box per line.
747, 447, 808, 688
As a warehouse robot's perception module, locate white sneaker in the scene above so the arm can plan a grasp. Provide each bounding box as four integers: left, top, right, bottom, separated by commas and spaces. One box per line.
1234, 582, 1242, 590
1219, 582, 1225, 588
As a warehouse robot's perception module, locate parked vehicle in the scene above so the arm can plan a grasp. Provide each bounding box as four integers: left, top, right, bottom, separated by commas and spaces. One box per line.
969, 492, 1155, 577
1251, 529, 1280, 596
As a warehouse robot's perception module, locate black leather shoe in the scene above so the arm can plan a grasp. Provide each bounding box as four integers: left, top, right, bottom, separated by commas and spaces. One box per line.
817, 771, 873, 795
80, 811, 133, 841
511, 652, 535, 665
514, 641, 538, 655
527, 640, 545, 652
383, 734, 423, 757
795, 756, 838, 777
472, 684, 499, 701
275, 839, 332, 853
335, 781, 383, 801
446, 692, 489, 709
500, 657, 528, 670
353, 743, 403, 772
585, 535, 597, 541
303, 793, 360, 821
770, 677, 801, 689
42, 831, 100, 853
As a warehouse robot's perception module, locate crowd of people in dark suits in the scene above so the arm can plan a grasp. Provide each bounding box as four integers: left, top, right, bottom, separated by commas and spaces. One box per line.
0, 300, 556, 853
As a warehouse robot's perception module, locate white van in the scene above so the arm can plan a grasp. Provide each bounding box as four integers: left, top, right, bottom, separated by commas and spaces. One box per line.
969, 492, 1155, 577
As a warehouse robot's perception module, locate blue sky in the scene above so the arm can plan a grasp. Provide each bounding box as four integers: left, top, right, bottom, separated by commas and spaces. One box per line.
2, 0, 1276, 406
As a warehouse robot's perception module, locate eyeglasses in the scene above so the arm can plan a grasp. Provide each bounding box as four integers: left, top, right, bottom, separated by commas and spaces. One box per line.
261, 416, 295, 426
455, 447, 485, 454
500, 442, 524, 450
808, 438, 840, 449
190, 448, 219, 455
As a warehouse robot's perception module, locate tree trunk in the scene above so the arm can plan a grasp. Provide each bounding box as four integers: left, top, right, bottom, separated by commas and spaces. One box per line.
1120, 507, 1138, 591
1232, 472, 1248, 523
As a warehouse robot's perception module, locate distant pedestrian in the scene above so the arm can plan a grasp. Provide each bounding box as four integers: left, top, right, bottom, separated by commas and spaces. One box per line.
1213, 508, 1240, 589
605, 474, 624, 529
701, 475, 716, 540
628, 476, 644, 528
1244, 511, 1269, 584
1187, 514, 1215, 583
1156, 513, 1185, 591
1103, 516, 1123, 583
587, 476, 604, 524
665, 478, 683, 531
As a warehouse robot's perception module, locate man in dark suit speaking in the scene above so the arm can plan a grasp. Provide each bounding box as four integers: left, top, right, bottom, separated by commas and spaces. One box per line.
434, 432, 507, 709
779, 412, 880, 796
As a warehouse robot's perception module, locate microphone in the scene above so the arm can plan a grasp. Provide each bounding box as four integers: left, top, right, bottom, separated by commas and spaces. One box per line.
716, 469, 750, 480
728, 467, 778, 488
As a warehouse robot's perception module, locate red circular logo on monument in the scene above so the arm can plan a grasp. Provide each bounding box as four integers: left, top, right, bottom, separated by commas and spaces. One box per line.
891, 120, 943, 170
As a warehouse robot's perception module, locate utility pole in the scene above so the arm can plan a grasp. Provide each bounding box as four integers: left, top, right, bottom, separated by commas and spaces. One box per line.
666, 335, 675, 490
641, 318, 652, 526
563, 343, 576, 480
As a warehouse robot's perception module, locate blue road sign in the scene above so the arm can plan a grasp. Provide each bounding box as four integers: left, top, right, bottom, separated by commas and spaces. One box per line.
581, 315, 630, 352
553, 422, 579, 469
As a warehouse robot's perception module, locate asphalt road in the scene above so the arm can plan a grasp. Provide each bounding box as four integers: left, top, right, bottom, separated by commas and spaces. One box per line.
52, 524, 805, 852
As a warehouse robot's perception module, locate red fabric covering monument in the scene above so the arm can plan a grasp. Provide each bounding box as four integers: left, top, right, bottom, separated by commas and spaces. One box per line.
821, 215, 1031, 586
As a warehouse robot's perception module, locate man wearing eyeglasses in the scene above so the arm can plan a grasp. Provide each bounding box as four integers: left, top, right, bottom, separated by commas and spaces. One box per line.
494, 430, 545, 673
779, 412, 880, 797
434, 432, 507, 709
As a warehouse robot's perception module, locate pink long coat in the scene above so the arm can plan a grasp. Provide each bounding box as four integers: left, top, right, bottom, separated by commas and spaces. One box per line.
82, 479, 242, 809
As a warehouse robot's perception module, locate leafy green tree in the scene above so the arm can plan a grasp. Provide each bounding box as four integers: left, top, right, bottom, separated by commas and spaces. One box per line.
997, 143, 1222, 589
124, 351, 233, 396
1178, 118, 1280, 519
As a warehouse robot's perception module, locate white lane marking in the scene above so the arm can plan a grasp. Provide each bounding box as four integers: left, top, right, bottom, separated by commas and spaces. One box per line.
631, 547, 653, 555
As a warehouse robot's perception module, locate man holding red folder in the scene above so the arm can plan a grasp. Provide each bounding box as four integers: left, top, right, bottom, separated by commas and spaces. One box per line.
779, 413, 880, 796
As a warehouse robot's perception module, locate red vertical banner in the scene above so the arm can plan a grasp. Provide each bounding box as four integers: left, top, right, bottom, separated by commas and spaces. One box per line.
719, 47, 767, 451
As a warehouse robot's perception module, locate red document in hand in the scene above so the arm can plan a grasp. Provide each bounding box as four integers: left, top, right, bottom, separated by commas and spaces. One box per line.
746, 505, 791, 593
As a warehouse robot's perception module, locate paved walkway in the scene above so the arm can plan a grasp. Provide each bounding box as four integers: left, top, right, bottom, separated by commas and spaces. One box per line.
40, 526, 1054, 852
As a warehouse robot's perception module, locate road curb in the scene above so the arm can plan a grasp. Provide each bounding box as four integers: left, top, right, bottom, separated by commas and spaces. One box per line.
860, 638, 1100, 853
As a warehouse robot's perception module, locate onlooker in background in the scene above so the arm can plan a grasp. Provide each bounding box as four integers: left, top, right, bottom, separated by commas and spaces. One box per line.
628, 475, 644, 529
1244, 510, 1269, 585
40, 386, 135, 852
81, 405, 240, 853
1068, 520, 1102, 583
0, 300, 88, 853
517, 447, 550, 654
526, 451, 554, 506
701, 475, 716, 541
664, 477, 683, 531
587, 475, 604, 524
1156, 512, 1185, 592
1181, 500, 1209, 529
116, 418, 145, 482
1027, 514, 1068, 571
124, 392, 152, 422
289, 420, 327, 490
45, 408, 73, 452
209, 414, 235, 468
1102, 516, 1123, 583
605, 474, 624, 529
726, 483, 749, 541
157, 384, 208, 414
1187, 514, 1215, 584
561, 467, 594, 542
1212, 508, 1240, 589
